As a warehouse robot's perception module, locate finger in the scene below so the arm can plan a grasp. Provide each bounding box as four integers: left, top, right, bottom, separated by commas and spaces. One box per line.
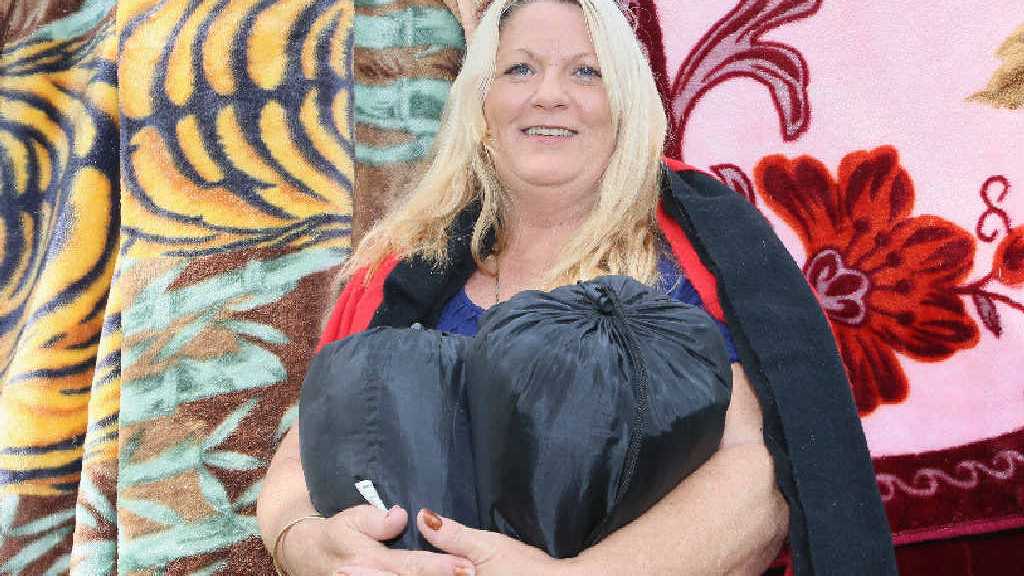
336, 567, 398, 576
417, 509, 494, 566
377, 549, 476, 576
340, 504, 408, 542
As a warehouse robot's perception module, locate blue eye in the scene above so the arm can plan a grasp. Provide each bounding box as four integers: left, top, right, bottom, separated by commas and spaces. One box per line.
575, 65, 602, 78
505, 63, 533, 77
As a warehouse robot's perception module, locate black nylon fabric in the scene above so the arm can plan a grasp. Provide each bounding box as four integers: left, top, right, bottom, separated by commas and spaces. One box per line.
301, 276, 732, 557
466, 275, 732, 558
300, 327, 478, 550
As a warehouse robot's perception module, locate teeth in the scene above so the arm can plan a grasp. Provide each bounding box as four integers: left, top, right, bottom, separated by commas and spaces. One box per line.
525, 127, 575, 137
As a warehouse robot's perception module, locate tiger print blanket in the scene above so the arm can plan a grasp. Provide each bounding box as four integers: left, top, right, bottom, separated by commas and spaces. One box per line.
0, 0, 462, 572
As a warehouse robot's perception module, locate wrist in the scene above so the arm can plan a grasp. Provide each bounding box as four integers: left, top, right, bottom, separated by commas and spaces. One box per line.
273, 513, 326, 576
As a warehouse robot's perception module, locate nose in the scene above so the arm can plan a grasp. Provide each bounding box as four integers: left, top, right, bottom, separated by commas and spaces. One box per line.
531, 70, 569, 110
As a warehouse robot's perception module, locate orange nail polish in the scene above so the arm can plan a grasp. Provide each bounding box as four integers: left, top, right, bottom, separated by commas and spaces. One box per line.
423, 508, 443, 531
454, 566, 475, 576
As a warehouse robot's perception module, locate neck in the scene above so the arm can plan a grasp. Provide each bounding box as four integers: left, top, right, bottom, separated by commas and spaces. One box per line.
502, 189, 591, 259
491, 182, 595, 293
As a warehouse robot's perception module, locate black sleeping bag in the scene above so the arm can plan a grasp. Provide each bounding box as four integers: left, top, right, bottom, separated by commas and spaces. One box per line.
300, 327, 478, 549
300, 275, 733, 556
466, 276, 733, 556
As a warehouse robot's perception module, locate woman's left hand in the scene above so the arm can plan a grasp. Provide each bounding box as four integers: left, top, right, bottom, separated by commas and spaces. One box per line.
415, 509, 577, 576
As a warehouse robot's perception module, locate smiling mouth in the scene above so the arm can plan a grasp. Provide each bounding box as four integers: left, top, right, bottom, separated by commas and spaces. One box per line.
522, 126, 578, 137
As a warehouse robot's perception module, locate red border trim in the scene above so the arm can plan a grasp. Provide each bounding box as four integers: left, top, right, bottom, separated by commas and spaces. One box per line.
317, 256, 398, 350
874, 425, 1024, 545
659, 158, 726, 321
663, 157, 700, 174
892, 516, 1024, 546
656, 202, 726, 322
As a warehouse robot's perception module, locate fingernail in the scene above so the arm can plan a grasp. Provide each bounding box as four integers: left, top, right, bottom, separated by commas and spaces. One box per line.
385, 504, 400, 518
455, 565, 475, 576
423, 508, 443, 531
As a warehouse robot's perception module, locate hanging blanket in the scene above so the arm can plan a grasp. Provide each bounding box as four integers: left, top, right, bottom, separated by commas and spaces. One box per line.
2, 0, 1023, 574
1, 0, 354, 573
630, 0, 1024, 572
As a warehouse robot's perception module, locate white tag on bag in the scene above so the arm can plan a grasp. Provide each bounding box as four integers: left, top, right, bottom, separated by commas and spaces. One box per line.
354, 479, 387, 511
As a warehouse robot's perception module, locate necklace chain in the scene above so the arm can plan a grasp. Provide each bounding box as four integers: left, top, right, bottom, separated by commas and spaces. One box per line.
494, 256, 501, 306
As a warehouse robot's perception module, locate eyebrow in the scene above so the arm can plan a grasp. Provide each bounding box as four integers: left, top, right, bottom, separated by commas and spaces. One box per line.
507, 48, 597, 62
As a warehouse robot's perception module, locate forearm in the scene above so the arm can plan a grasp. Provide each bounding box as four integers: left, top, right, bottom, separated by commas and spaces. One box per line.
256, 424, 322, 561
570, 443, 788, 576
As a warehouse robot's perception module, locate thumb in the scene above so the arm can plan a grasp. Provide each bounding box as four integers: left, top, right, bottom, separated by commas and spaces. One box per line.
341, 504, 408, 542
417, 509, 495, 564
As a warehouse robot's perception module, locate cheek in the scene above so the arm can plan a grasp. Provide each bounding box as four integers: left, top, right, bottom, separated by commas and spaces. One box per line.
575, 87, 610, 122
483, 97, 503, 135
582, 96, 615, 151
485, 90, 525, 133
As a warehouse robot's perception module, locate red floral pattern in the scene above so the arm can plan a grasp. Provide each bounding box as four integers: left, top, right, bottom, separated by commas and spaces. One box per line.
631, 0, 1024, 558
664, 0, 820, 158
755, 145, 981, 414
995, 226, 1024, 286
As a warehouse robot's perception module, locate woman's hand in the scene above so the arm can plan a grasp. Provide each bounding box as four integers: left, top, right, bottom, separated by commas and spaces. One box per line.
440, 0, 479, 38
414, 509, 576, 576
277, 504, 477, 576
259, 423, 475, 576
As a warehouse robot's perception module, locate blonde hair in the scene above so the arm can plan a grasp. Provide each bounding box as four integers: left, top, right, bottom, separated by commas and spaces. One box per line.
345, 0, 668, 288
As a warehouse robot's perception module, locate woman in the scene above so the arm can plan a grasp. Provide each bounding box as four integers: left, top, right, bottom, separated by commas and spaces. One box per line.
256, 1, 895, 574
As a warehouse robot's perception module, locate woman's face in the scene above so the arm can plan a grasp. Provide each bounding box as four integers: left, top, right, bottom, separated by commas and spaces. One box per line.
484, 1, 615, 194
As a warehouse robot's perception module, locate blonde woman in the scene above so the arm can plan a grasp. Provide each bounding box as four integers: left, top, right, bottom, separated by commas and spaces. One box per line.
256, 1, 895, 574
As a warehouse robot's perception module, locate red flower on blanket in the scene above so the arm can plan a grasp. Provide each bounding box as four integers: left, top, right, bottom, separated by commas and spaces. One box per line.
994, 226, 1024, 286
755, 146, 980, 414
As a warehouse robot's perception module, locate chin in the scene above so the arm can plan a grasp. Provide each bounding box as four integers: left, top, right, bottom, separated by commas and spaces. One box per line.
523, 172, 578, 187
515, 162, 584, 186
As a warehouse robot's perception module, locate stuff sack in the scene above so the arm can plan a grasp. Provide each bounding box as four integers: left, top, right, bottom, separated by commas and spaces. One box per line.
299, 327, 476, 550
466, 275, 733, 558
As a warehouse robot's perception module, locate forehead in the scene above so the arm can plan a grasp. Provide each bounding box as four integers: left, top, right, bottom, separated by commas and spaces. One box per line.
497, 2, 595, 57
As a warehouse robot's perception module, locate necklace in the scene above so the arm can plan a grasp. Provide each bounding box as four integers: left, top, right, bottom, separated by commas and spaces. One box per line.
494, 256, 501, 306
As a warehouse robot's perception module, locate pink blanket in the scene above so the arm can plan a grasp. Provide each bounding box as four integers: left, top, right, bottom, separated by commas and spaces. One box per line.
632, 0, 1024, 560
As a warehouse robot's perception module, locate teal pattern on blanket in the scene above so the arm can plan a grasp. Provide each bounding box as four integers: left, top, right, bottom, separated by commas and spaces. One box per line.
354, 1, 464, 166
0, 496, 75, 576
114, 247, 344, 574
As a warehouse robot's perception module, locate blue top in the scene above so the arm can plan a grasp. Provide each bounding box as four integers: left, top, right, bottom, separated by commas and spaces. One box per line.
436, 254, 740, 363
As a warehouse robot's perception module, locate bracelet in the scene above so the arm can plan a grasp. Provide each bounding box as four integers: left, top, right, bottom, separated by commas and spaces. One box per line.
271, 513, 325, 576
